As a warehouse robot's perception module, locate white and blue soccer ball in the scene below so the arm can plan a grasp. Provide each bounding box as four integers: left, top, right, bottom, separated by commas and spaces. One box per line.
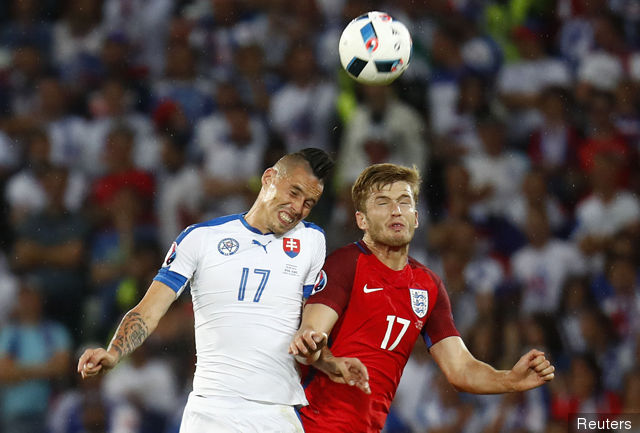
338, 11, 412, 85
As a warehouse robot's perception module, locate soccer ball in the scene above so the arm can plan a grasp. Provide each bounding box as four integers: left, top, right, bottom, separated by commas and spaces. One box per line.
338, 11, 412, 85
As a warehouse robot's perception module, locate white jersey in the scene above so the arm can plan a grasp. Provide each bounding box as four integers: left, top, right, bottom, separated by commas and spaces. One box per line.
154, 213, 326, 406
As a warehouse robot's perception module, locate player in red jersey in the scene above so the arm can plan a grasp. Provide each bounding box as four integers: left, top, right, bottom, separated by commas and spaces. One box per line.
290, 163, 556, 433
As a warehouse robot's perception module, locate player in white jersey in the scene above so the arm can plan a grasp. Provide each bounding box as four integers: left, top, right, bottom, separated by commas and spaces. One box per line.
78, 148, 366, 433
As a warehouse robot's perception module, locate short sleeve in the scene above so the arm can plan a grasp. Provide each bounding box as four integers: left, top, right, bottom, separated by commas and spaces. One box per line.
153, 226, 201, 295
306, 244, 360, 316
422, 272, 460, 348
302, 231, 327, 298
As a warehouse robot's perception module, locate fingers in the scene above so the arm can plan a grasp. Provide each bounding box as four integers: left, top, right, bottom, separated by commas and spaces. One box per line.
77, 348, 106, 379
529, 353, 555, 382
343, 358, 371, 395
289, 330, 327, 357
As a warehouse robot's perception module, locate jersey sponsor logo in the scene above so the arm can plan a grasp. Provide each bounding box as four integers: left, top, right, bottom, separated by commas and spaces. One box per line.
409, 288, 428, 318
311, 270, 327, 295
363, 284, 384, 293
283, 238, 300, 258
163, 242, 177, 267
218, 237, 240, 255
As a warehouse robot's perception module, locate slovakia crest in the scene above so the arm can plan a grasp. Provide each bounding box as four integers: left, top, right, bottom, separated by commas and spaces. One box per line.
409, 288, 428, 318
218, 238, 239, 256
283, 237, 300, 258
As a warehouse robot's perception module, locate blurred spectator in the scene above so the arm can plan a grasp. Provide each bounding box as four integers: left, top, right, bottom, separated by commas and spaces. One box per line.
337, 85, 426, 190
231, 43, 282, 116
550, 353, 621, 421
505, 169, 567, 235
573, 152, 640, 262
601, 256, 640, 341
464, 116, 529, 222
151, 40, 212, 124
497, 25, 571, 144
5, 128, 87, 227
578, 90, 630, 181
48, 373, 139, 433
102, 0, 173, 78
156, 133, 202, 247
11, 165, 89, 333
0, 0, 52, 53
435, 74, 500, 161
0, 279, 72, 433
557, 277, 596, 353
103, 344, 178, 433
511, 209, 586, 314
194, 82, 267, 217
574, 14, 628, 104
52, 0, 105, 87
269, 44, 337, 153
528, 87, 580, 171
3, 43, 48, 117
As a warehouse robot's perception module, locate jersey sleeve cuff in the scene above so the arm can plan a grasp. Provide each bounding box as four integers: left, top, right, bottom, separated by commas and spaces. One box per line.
153, 268, 188, 293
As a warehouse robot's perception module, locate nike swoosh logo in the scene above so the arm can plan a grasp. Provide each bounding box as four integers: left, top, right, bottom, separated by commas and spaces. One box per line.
363, 284, 384, 293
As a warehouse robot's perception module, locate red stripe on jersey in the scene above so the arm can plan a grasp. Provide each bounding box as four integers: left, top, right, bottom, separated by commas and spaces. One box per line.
302, 242, 460, 432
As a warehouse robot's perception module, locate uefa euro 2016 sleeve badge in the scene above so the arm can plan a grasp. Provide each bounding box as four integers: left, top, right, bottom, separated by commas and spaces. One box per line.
409, 288, 428, 318
218, 238, 240, 256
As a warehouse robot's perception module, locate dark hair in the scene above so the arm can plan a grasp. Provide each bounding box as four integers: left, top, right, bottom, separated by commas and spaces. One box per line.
293, 148, 335, 183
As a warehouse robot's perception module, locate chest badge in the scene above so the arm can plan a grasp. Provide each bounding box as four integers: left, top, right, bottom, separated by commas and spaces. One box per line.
409, 288, 429, 318
283, 237, 300, 258
218, 238, 239, 256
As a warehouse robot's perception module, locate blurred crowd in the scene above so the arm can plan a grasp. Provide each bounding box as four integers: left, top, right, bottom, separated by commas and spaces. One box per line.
0, 0, 639, 432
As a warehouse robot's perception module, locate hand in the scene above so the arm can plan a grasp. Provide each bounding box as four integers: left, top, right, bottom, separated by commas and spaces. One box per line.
509, 349, 555, 391
289, 329, 328, 365
322, 356, 371, 395
77, 348, 119, 379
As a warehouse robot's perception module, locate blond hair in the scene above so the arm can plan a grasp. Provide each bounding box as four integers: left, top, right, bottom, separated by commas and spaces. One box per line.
351, 163, 421, 212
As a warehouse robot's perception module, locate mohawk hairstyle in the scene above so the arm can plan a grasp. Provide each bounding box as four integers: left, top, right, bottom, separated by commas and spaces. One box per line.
293, 148, 335, 183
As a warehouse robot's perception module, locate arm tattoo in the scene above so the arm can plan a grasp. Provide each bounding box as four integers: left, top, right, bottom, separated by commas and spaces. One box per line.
108, 312, 149, 359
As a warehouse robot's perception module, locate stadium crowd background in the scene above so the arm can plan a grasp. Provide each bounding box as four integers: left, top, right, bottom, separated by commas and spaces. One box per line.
0, 0, 639, 432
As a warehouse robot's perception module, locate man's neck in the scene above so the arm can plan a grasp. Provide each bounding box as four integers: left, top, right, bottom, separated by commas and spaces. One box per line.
362, 237, 409, 271
244, 204, 269, 234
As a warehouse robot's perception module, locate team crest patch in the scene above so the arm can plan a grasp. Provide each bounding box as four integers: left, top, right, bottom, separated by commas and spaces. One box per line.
409, 288, 428, 318
163, 242, 177, 267
218, 238, 239, 256
283, 238, 300, 258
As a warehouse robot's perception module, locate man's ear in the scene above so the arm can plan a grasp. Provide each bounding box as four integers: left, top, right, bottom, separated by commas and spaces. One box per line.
414, 209, 419, 229
262, 167, 277, 186
355, 211, 367, 231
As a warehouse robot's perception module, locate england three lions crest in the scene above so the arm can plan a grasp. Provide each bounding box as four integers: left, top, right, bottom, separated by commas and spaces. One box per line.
409, 288, 428, 318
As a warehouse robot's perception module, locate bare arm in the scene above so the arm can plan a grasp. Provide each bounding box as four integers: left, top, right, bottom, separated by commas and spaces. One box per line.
289, 303, 370, 394
430, 336, 554, 394
289, 303, 338, 363
77, 280, 177, 378
0, 350, 70, 384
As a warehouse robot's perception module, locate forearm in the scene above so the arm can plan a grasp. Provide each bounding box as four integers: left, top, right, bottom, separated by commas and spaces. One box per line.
107, 310, 153, 362
450, 358, 515, 394
312, 346, 337, 376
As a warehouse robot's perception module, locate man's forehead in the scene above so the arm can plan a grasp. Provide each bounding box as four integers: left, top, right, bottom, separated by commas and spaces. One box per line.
369, 181, 412, 197
278, 166, 323, 196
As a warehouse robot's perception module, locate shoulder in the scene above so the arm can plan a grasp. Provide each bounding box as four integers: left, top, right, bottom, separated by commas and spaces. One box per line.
175, 214, 244, 244
409, 256, 443, 288
328, 242, 366, 262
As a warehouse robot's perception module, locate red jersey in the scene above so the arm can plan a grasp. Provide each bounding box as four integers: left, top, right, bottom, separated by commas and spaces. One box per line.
300, 241, 459, 433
